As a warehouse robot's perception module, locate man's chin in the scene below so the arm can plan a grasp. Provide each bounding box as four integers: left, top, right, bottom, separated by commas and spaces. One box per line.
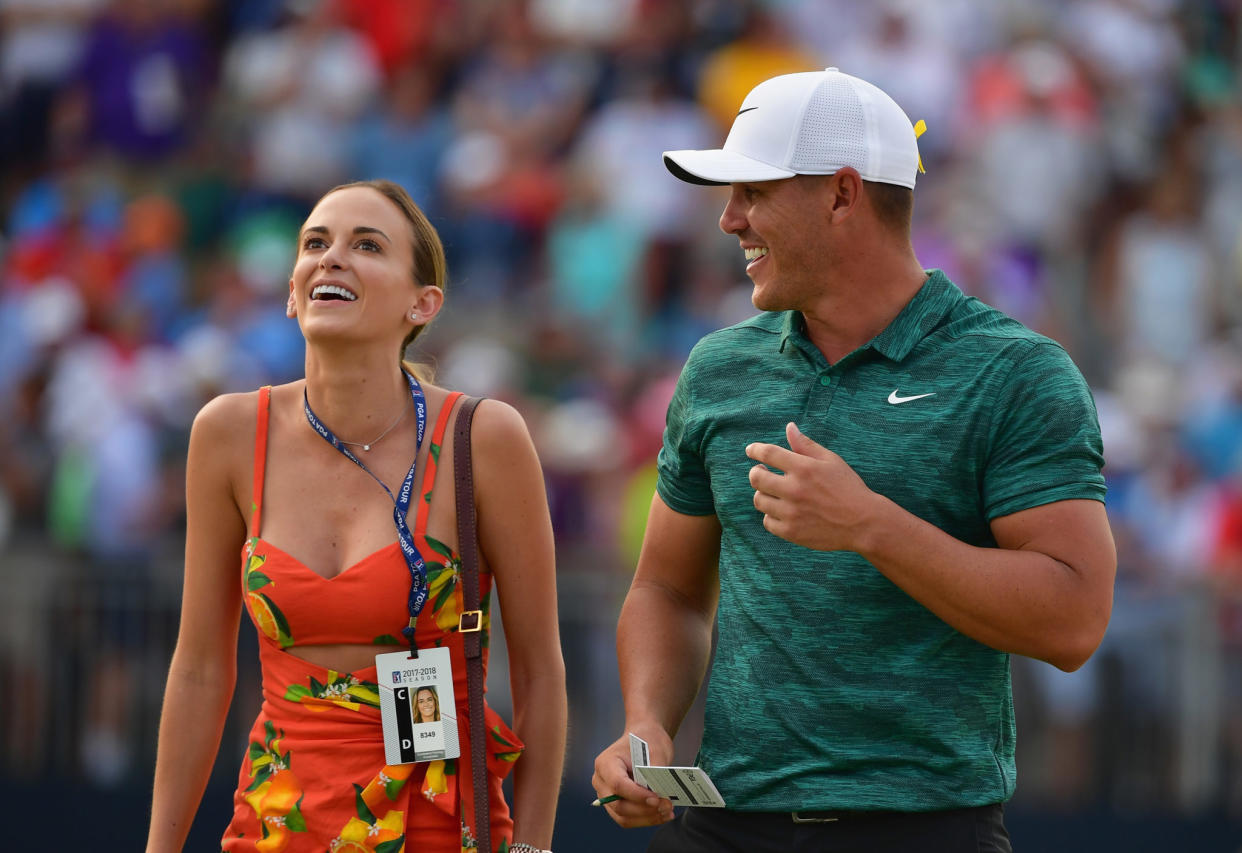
750, 285, 782, 313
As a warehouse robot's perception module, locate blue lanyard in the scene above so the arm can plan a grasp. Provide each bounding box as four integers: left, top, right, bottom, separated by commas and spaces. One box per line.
303, 371, 428, 655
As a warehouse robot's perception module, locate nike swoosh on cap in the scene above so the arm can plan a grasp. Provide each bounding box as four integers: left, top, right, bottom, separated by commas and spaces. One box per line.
736, 106, 758, 116
887, 390, 936, 405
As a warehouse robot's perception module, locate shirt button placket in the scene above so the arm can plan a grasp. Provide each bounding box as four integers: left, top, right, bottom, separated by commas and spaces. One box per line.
817, 372, 838, 410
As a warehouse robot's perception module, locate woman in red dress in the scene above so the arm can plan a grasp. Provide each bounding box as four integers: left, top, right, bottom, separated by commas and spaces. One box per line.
146, 180, 566, 853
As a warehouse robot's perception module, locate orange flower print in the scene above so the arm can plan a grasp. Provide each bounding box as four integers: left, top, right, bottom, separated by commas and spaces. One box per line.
359, 764, 415, 816
243, 722, 307, 851
284, 671, 381, 712
245, 769, 305, 852
422, 759, 449, 802
328, 780, 406, 853
423, 536, 462, 633
244, 543, 293, 648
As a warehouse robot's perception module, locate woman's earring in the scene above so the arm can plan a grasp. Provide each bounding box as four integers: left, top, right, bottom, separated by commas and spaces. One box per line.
410, 312, 419, 321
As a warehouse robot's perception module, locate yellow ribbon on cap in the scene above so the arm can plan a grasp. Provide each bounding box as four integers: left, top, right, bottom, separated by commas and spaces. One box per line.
913, 119, 927, 174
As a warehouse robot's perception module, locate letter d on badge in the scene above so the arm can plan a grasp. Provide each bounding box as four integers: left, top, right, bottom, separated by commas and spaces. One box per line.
381, 681, 417, 763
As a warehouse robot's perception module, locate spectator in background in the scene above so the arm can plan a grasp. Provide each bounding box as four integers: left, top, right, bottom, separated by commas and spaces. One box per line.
437, 126, 565, 305
573, 67, 716, 243
70, 0, 213, 162
452, 3, 596, 159
211, 207, 310, 383
568, 66, 717, 333
175, 256, 287, 399
1196, 99, 1242, 320
39, 282, 185, 785
694, 4, 820, 132
829, 0, 964, 161
347, 64, 455, 216
222, 0, 381, 199
434, 3, 597, 303
1058, 0, 1185, 182
339, 0, 460, 79
544, 162, 647, 359
121, 193, 190, 343
961, 39, 1105, 349
1098, 140, 1218, 369
0, 0, 104, 171
970, 41, 1104, 255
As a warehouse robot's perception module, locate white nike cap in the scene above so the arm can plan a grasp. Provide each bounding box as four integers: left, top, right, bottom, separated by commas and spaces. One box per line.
664, 67, 921, 189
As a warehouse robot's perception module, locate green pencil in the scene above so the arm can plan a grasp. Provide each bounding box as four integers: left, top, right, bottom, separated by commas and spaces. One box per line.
591, 794, 623, 806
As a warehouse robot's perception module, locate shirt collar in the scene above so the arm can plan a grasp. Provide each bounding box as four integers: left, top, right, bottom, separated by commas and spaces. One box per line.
778, 269, 962, 363
778, 310, 803, 354
868, 269, 961, 362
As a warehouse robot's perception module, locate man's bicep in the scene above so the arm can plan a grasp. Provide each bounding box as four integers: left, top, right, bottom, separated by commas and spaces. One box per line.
631, 493, 721, 619
991, 499, 1117, 589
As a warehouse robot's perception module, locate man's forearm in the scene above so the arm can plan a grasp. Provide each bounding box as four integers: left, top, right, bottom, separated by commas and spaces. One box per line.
616, 583, 715, 736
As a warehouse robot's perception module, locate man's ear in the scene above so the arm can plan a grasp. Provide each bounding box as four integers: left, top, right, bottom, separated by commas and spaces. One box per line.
827, 167, 864, 224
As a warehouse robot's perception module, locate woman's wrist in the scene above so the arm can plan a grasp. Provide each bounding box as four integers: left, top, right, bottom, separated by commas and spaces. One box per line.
509, 843, 552, 853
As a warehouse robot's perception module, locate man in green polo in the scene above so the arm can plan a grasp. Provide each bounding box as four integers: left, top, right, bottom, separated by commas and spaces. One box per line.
591, 68, 1115, 852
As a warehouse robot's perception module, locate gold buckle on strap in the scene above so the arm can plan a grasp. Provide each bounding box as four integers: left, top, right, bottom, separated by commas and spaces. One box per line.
458, 610, 483, 633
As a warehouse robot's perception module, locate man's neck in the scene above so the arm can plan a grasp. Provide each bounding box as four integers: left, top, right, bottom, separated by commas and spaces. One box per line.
800, 254, 927, 365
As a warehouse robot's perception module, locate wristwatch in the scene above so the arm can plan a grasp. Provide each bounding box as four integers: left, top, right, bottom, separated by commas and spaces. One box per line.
509, 844, 552, 853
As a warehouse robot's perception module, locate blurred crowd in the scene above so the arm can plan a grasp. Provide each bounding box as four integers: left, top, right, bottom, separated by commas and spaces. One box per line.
0, 0, 1240, 824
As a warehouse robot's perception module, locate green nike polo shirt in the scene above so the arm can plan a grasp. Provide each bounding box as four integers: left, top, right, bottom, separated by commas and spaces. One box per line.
656, 269, 1106, 812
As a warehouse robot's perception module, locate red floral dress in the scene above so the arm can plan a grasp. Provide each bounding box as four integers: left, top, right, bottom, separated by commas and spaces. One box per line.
222, 387, 523, 853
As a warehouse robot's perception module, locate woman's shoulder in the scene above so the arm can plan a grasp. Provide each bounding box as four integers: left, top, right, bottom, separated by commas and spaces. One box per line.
193, 390, 249, 430
423, 385, 533, 459
459, 395, 530, 448
192, 384, 295, 446
460, 398, 545, 490
417, 381, 524, 435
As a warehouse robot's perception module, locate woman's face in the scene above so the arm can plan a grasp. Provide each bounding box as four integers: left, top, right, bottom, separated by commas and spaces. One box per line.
416, 689, 437, 721
288, 186, 419, 347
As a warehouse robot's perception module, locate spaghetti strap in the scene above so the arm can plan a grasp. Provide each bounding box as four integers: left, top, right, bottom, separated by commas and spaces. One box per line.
250, 386, 272, 538
413, 391, 465, 538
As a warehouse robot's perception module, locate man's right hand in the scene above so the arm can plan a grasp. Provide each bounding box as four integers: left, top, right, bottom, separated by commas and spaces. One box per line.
591, 722, 676, 828
598, 497, 722, 829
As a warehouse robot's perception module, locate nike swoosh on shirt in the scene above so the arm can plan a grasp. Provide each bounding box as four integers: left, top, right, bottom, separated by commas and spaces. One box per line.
737, 106, 758, 116
887, 390, 936, 405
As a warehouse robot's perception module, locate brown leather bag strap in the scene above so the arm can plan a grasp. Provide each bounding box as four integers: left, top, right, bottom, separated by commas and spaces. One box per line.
453, 395, 490, 853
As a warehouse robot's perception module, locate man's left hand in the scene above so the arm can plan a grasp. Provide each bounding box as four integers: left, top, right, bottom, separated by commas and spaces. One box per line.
745, 422, 881, 552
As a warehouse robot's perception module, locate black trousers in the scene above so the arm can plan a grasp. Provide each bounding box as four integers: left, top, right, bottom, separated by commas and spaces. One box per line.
647, 802, 1012, 853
